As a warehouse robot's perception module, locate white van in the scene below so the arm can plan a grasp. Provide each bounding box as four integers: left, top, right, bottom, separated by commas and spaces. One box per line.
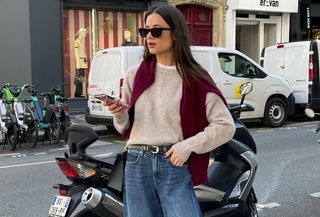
260, 40, 320, 111
85, 46, 295, 128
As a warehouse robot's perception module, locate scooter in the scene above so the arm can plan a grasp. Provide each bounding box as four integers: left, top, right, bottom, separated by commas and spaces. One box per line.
41, 83, 70, 144
305, 108, 320, 142
0, 86, 19, 151
49, 82, 258, 217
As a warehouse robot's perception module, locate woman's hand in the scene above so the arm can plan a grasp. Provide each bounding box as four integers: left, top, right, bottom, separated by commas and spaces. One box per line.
165, 148, 185, 167
103, 100, 127, 116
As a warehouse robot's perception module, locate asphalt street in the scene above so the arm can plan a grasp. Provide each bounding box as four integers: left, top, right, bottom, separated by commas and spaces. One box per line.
1, 116, 320, 216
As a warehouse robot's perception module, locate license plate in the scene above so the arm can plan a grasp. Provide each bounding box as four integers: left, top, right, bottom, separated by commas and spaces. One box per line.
92, 104, 102, 111
48, 195, 71, 217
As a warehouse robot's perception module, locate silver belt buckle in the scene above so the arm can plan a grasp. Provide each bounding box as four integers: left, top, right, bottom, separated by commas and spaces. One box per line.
150, 146, 159, 154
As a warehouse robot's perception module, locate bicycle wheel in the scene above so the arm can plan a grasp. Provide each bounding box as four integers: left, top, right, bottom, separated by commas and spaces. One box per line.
25, 120, 39, 148
48, 115, 61, 144
7, 123, 18, 151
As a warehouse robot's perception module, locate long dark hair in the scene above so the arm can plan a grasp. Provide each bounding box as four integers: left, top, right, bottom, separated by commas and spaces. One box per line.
142, 5, 215, 88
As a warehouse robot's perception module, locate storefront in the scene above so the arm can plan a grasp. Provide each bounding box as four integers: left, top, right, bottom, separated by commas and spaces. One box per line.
62, 0, 167, 98
226, 0, 299, 63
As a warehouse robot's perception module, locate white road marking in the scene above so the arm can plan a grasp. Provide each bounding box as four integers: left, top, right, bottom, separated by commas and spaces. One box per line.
257, 202, 281, 211
12, 154, 27, 158
33, 152, 47, 155
0, 153, 21, 157
49, 147, 68, 151
0, 160, 55, 169
310, 192, 320, 198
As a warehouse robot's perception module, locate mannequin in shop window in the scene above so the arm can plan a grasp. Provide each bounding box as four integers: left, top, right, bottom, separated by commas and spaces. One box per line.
121, 30, 138, 46
74, 28, 88, 97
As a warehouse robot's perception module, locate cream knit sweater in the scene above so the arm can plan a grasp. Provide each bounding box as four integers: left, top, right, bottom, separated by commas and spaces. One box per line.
114, 63, 235, 162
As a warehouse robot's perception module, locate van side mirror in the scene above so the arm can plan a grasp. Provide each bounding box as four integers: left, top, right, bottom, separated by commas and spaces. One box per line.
245, 62, 256, 77
247, 67, 256, 77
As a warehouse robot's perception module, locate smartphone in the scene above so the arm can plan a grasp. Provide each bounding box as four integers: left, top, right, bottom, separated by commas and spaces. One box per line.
94, 94, 128, 108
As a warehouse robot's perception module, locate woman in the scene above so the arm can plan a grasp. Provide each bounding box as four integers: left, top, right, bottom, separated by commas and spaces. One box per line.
105, 5, 235, 217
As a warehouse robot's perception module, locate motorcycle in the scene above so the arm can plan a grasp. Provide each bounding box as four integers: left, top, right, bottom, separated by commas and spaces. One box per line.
49, 82, 258, 217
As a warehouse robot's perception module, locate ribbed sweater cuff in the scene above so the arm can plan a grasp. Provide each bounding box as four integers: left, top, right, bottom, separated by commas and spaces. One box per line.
172, 141, 192, 163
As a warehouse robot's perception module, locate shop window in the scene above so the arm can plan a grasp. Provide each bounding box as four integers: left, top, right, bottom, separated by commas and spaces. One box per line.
63, 8, 144, 98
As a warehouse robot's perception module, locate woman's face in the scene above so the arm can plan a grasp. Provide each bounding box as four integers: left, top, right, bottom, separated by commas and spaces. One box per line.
145, 13, 174, 58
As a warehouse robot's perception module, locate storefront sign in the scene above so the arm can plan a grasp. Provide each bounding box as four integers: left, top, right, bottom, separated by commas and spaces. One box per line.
233, 0, 298, 13
260, 0, 279, 7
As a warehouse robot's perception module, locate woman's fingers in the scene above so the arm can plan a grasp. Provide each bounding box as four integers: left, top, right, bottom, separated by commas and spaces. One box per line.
165, 148, 185, 167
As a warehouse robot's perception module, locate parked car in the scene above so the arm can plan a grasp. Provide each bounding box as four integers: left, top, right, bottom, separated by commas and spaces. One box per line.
85, 46, 295, 128
260, 40, 320, 111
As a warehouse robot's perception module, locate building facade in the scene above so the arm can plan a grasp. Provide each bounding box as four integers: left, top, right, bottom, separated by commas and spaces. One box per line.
0, 0, 228, 99
226, 0, 299, 63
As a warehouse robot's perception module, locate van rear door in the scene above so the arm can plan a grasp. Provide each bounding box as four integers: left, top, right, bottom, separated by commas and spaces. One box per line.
283, 43, 309, 104
261, 44, 285, 78
87, 49, 123, 118
262, 42, 310, 104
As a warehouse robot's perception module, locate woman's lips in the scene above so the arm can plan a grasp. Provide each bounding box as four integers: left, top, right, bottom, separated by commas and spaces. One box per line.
148, 42, 156, 48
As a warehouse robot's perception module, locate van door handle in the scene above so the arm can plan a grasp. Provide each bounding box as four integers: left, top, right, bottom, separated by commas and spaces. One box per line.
223, 80, 233, 85
280, 65, 285, 69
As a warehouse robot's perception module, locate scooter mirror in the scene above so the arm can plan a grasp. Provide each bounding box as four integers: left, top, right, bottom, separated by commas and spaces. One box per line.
305, 108, 315, 118
239, 82, 253, 96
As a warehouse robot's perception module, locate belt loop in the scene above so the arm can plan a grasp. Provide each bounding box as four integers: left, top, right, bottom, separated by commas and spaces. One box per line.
141, 145, 147, 155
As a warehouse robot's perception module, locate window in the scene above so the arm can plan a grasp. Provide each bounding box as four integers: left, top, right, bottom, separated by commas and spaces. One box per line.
218, 53, 266, 78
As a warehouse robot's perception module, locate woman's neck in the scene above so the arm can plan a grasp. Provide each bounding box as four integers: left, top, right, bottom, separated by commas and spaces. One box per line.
156, 52, 175, 66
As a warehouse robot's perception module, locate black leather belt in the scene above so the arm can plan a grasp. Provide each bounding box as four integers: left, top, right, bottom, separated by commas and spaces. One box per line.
126, 145, 172, 154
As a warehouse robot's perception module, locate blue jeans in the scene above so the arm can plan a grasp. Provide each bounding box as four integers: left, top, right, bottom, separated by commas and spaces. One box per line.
124, 148, 202, 217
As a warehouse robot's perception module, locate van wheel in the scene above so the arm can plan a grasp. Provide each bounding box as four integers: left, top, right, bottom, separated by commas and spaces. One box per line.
263, 97, 287, 127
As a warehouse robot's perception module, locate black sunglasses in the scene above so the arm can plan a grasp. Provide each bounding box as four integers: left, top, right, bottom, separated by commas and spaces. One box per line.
138, 28, 172, 38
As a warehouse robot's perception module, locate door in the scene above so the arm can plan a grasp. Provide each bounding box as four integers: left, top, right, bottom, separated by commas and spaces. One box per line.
283, 45, 309, 104
216, 52, 263, 119
177, 5, 212, 46
263, 45, 285, 78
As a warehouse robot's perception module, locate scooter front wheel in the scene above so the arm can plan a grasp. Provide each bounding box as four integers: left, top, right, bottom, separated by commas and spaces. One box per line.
246, 188, 259, 217
7, 123, 18, 151
25, 120, 39, 148
48, 115, 62, 144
